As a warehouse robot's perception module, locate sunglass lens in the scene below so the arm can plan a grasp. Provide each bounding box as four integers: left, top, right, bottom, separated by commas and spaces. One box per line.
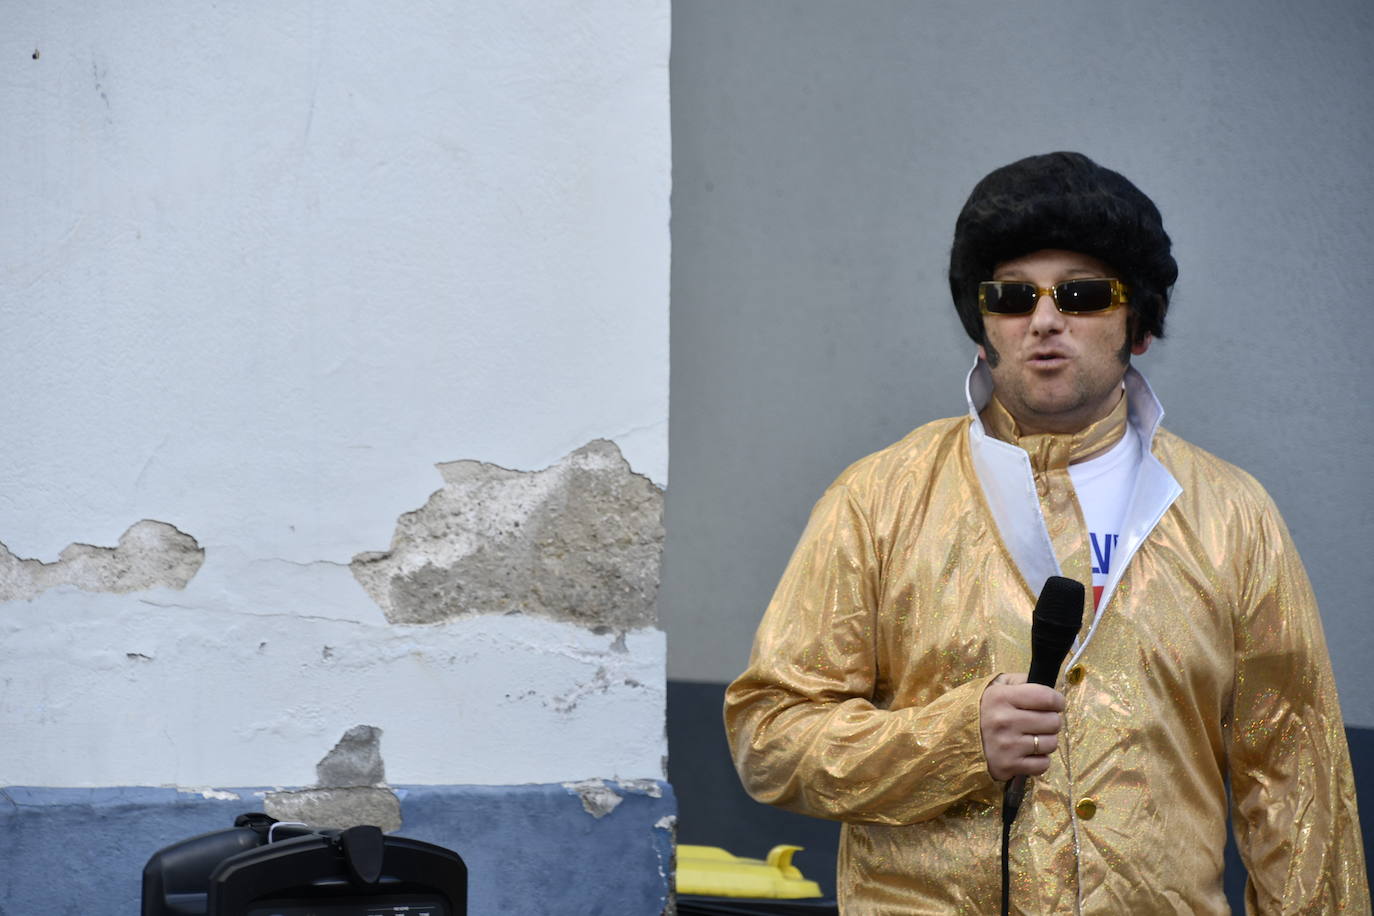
983, 282, 1038, 314
1058, 279, 1113, 312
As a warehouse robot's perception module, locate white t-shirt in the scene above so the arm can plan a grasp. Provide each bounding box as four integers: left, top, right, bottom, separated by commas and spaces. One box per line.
1068, 421, 1142, 609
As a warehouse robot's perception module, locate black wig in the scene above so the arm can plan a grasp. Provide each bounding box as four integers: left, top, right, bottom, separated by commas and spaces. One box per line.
948, 151, 1177, 347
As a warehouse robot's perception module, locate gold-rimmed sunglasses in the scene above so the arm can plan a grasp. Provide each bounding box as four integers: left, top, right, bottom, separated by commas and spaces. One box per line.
978, 278, 1129, 315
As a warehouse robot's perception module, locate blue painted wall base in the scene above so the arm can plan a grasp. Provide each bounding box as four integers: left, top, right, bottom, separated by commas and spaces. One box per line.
0, 781, 676, 915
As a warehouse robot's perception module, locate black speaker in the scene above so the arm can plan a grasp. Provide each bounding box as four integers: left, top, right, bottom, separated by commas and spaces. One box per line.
143, 813, 466, 916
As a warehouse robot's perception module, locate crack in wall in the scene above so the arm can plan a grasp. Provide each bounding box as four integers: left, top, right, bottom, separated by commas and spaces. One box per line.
247, 556, 351, 570
135, 600, 374, 628
0, 520, 204, 603
350, 439, 663, 630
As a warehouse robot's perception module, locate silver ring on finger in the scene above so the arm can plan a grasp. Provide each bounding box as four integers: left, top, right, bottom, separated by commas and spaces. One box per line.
1031, 734, 1041, 755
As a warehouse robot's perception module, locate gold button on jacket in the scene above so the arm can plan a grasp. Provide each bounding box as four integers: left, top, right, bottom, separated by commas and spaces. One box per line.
725, 414, 1368, 915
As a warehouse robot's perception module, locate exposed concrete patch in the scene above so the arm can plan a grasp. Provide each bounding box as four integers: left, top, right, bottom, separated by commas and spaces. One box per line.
265, 787, 402, 832
351, 439, 663, 629
317, 724, 386, 786
0, 520, 204, 602
265, 725, 401, 832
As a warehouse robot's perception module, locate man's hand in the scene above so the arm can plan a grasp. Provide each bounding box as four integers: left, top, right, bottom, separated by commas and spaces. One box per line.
980, 673, 1066, 781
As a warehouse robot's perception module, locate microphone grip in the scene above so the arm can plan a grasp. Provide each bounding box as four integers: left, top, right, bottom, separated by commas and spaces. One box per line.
1025, 618, 1080, 688
1005, 774, 1028, 811
1006, 621, 1079, 812
1013, 638, 1074, 804
1026, 652, 1066, 688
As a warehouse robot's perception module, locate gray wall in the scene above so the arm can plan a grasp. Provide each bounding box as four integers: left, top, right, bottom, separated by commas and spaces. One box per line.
664, 0, 1374, 728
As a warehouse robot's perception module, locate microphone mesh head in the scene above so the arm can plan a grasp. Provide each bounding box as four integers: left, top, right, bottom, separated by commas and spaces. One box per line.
1034, 575, 1085, 632
1027, 576, 1086, 688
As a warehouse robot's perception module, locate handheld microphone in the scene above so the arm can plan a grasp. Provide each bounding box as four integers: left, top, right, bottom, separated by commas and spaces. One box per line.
1005, 575, 1084, 813
1001, 575, 1085, 916
1026, 575, 1086, 689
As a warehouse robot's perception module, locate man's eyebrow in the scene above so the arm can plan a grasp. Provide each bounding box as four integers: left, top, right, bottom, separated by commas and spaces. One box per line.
991, 267, 1110, 281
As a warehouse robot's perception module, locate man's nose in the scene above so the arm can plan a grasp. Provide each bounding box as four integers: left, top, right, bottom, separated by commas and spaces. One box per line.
1028, 291, 1066, 333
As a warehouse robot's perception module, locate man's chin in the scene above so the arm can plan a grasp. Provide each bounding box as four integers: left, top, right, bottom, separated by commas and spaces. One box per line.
1004, 397, 1094, 433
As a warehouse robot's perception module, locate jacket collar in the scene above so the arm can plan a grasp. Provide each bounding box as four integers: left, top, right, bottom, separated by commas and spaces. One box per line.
963, 356, 1181, 657
964, 356, 1165, 452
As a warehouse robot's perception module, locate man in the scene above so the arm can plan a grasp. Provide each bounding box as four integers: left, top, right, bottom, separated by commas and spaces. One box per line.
724, 152, 1369, 914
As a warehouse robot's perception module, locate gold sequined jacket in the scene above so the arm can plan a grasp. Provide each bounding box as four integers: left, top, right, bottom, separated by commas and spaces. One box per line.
725, 364, 1369, 914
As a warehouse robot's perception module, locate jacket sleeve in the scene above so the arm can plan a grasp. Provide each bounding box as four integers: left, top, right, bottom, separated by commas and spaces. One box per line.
1227, 493, 1370, 914
724, 482, 1002, 826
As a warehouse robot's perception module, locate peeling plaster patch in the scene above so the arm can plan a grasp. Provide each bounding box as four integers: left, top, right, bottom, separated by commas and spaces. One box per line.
655, 809, 679, 916
351, 440, 663, 629
560, 778, 663, 819
177, 787, 241, 801
0, 520, 204, 602
564, 778, 623, 818
616, 779, 663, 798
265, 725, 401, 832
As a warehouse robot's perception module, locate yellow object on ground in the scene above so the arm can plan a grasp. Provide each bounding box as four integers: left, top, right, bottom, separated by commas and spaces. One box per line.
676, 844, 823, 899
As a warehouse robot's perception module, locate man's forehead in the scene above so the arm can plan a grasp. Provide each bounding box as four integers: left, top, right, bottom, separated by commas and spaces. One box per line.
991, 249, 1116, 278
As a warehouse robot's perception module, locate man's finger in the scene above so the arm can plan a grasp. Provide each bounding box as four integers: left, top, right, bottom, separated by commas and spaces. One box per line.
1002, 683, 1065, 712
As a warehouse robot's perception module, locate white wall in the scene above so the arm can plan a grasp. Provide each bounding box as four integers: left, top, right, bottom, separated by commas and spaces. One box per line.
0, 1, 670, 787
